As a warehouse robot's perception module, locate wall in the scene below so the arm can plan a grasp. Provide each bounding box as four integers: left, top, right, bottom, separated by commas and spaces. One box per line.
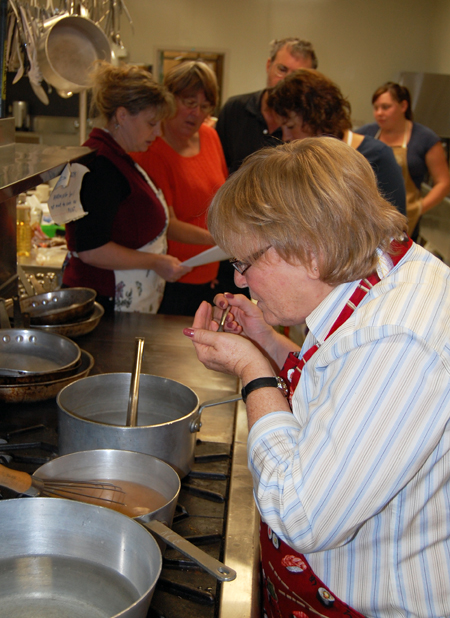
119, 0, 439, 126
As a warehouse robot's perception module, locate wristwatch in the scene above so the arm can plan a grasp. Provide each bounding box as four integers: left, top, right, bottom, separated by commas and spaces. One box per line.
241, 376, 289, 403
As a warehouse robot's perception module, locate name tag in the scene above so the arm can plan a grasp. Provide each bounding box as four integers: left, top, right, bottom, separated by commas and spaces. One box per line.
48, 163, 90, 225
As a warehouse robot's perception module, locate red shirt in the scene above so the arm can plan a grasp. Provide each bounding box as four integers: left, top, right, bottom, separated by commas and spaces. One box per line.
132, 124, 227, 284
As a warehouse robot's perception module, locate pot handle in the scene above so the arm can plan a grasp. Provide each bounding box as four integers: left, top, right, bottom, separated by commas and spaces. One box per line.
142, 519, 237, 582
190, 393, 242, 433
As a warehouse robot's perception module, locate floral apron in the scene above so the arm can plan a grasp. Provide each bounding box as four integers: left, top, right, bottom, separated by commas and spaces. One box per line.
260, 238, 412, 618
114, 164, 169, 313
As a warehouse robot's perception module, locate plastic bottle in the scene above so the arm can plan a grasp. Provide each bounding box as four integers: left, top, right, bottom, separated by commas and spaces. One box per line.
16, 193, 32, 257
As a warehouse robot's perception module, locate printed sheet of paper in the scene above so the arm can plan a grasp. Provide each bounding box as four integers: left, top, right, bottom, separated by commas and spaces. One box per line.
48, 163, 90, 225
181, 245, 231, 267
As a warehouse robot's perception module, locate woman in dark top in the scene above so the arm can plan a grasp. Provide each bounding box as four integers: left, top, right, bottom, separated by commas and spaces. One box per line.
266, 69, 407, 217
357, 82, 450, 239
63, 61, 212, 313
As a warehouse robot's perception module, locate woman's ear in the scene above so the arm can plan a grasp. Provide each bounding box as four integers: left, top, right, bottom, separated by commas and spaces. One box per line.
115, 106, 128, 123
400, 100, 409, 115
308, 255, 321, 279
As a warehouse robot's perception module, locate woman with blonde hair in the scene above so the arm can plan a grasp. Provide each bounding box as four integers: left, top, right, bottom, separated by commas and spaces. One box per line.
133, 60, 229, 316
63, 61, 213, 312
184, 137, 450, 618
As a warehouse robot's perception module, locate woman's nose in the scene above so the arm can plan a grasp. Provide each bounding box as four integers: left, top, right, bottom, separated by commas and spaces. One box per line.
234, 271, 249, 288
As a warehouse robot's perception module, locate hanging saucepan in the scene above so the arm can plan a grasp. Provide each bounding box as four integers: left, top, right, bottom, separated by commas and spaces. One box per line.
57, 373, 241, 478
0, 497, 162, 618
36, 15, 111, 95
33, 449, 237, 582
0, 328, 81, 384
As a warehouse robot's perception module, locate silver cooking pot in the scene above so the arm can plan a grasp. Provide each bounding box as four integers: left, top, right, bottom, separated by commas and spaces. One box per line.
0, 497, 162, 618
36, 15, 111, 94
57, 373, 241, 477
34, 449, 236, 582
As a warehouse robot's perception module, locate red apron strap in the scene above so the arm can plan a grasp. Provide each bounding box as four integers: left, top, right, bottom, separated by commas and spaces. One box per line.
279, 238, 412, 402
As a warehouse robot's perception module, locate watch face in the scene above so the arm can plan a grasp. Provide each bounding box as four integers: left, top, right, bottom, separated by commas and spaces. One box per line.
276, 377, 289, 398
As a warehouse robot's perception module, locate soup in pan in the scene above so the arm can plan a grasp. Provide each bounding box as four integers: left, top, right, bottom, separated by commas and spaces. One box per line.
46, 479, 168, 517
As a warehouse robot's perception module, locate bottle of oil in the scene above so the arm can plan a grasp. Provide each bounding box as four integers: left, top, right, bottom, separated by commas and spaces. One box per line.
16, 193, 32, 257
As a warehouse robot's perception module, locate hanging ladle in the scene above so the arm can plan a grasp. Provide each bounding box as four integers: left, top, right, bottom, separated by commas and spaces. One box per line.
126, 337, 145, 427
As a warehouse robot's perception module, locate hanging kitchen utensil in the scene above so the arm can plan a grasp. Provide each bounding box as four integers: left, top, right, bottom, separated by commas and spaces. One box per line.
34, 449, 237, 582
36, 14, 111, 94
126, 337, 144, 427
18, 3, 49, 104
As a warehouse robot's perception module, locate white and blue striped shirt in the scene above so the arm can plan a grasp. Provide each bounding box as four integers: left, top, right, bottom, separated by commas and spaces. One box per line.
248, 243, 450, 617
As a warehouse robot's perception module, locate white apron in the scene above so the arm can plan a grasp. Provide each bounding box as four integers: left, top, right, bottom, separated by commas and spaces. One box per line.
114, 163, 169, 313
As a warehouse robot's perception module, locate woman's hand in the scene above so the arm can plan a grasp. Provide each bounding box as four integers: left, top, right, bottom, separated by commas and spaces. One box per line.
184, 301, 274, 381
213, 292, 277, 347
153, 254, 192, 282
212, 292, 301, 371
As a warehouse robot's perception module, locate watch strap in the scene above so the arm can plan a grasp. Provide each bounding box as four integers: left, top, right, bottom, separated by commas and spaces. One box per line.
241, 377, 288, 403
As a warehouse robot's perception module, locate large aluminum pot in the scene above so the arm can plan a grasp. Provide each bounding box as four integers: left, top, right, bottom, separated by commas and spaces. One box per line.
36, 15, 111, 94
34, 449, 236, 582
57, 373, 241, 477
0, 497, 162, 618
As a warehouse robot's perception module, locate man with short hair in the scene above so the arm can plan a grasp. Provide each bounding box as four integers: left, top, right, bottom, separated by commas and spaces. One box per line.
216, 38, 317, 173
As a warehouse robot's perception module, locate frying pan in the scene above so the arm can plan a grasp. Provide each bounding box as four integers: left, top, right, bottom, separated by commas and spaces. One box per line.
5, 288, 97, 325
36, 15, 111, 94
0, 497, 162, 618
0, 328, 81, 382
28, 302, 105, 338
0, 349, 94, 403
34, 449, 237, 582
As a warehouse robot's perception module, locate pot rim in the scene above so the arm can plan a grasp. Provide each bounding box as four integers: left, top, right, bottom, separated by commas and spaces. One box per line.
57, 372, 200, 428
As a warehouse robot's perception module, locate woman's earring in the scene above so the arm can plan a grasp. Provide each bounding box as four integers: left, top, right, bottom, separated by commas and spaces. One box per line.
115, 123, 120, 130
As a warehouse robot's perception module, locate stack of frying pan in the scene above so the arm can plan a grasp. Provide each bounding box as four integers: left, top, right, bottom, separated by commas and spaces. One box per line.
0, 288, 98, 403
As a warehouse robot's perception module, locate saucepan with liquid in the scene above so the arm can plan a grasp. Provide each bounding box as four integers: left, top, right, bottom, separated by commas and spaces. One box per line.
34, 449, 236, 583
57, 373, 241, 477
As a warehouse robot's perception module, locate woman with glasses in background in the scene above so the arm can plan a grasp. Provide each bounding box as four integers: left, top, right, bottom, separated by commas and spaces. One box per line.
132, 61, 228, 316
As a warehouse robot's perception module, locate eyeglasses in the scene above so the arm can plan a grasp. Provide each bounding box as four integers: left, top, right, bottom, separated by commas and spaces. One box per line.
179, 97, 214, 115
229, 246, 272, 275
273, 63, 291, 78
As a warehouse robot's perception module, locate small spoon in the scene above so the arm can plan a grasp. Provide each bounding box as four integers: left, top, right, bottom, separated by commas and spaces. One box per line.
217, 306, 231, 332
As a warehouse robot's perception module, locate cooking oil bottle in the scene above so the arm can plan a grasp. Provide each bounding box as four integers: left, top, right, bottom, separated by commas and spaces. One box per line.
16, 193, 32, 257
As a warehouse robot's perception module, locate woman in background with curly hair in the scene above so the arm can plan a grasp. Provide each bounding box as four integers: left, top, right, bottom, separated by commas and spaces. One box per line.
267, 69, 407, 216
63, 61, 213, 313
